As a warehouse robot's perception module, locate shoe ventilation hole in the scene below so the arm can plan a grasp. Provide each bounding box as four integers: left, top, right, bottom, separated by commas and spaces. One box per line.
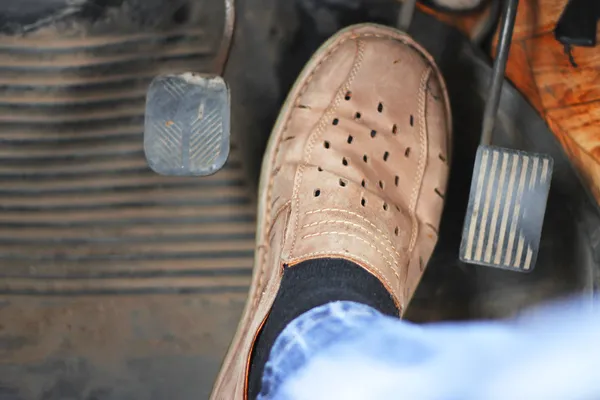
383, 151, 389, 161
378, 180, 384, 189
394, 176, 399, 186
361, 198, 366, 206
434, 188, 444, 199
405, 147, 411, 157
363, 154, 368, 163
314, 189, 321, 197
317, 166, 323, 172
361, 179, 366, 188
439, 153, 446, 162
347, 135, 353, 144
324, 141, 330, 149
339, 179, 347, 187
355, 112, 361, 119
395, 204, 400, 211
283, 136, 295, 142
410, 115, 414, 126
378, 102, 383, 113
394, 227, 399, 236
342, 157, 348, 166
332, 118, 339, 125
298, 104, 310, 109
345, 91, 352, 101
392, 124, 397, 134
383, 202, 388, 211
370, 130, 377, 138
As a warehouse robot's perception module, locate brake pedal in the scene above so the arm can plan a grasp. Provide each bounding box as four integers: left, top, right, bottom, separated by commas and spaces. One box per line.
144, 73, 230, 176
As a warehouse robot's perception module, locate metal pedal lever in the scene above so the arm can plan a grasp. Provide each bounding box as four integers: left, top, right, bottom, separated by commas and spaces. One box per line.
459, 0, 553, 272
398, 0, 418, 32
144, 73, 230, 176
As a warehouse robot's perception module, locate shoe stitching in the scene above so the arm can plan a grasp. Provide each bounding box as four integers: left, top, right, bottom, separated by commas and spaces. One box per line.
406, 67, 432, 286
301, 231, 396, 275
251, 201, 291, 315
304, 208, 408, 256
289, 39, 366, 258
301, 219, 403, 261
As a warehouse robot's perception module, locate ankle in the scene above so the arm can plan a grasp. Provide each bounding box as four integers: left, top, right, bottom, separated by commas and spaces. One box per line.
247, 257, 399, 398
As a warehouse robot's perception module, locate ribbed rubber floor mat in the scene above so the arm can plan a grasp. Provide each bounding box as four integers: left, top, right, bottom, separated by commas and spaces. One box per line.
0, 28, 253, 293
0, 1, 252, 398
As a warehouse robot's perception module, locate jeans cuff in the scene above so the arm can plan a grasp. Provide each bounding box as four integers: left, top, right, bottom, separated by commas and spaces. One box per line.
257, 301, 380, 399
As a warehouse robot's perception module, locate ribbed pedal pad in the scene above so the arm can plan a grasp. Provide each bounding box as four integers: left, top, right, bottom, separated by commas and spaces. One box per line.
460, 146, 553, 272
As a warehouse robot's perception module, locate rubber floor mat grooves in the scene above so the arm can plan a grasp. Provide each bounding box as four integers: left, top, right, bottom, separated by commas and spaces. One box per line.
0, 1, 255, 397
0, 33, 255, 296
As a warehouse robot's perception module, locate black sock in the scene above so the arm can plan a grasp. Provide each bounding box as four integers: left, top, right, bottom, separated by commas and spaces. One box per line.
247, 258, 399, 399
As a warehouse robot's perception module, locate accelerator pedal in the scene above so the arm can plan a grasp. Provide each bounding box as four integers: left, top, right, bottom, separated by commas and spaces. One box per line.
459, 0, 553, 272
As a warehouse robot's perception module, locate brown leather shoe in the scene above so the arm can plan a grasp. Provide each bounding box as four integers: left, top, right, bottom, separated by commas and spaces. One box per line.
211, 23, 451, 399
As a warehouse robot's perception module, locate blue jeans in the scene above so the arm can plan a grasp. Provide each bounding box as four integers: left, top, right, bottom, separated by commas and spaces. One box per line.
258, 299, 600, 400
